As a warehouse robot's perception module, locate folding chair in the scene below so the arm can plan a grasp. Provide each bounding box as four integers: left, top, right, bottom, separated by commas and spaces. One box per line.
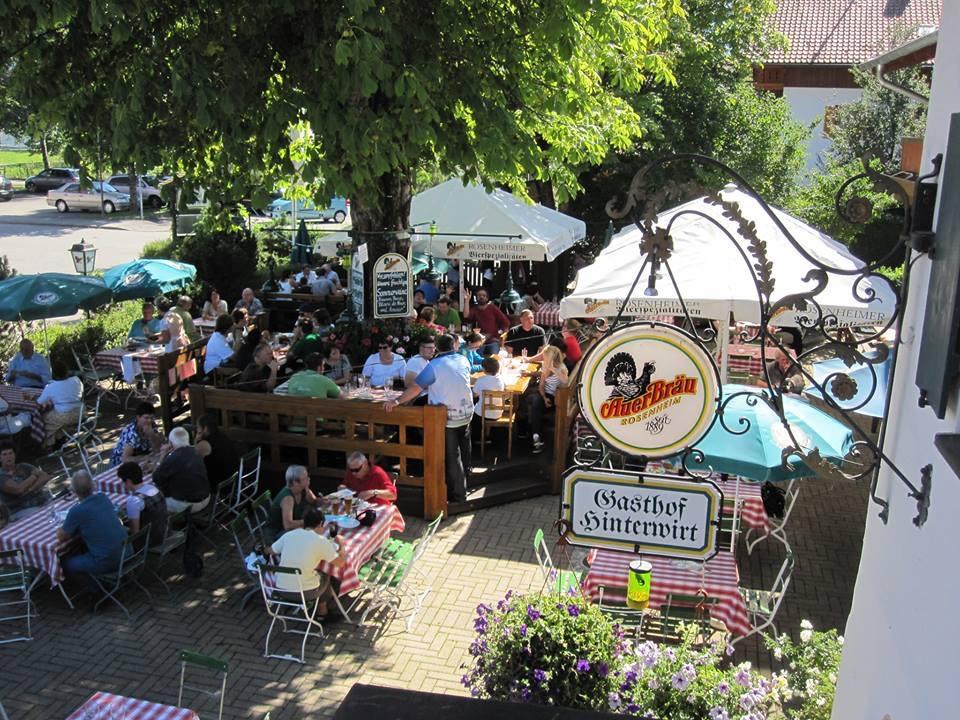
91, 524, 154, 620
653, 593, 721, 646
0, 699, 8, 720
719, 498, 741, 554
533, 528, 582, 594
479, 389, 517, 459
348, 537, 430, 632
244, 490, 273, 543
194, 474, 238, 547
71, 347, 120, 404
0, 549, 35, 644
149, 507, 189, 595
124, 366, 159, 412
177, 650, 228, 720
256, 564, 326, 663
738, 551, 795, 641
234, 447, 262, 510
744, 479, 800, 554
596, 584, 647, 636
229, 514, 265, 610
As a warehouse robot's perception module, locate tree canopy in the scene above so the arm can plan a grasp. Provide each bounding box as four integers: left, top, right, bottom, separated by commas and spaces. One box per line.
2, 0, 682, 232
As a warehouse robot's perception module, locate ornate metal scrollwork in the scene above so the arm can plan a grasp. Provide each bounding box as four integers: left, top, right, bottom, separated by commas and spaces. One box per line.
599, 152, 941, 526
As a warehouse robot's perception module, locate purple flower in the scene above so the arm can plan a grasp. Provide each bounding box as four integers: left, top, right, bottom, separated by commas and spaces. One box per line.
626, 704, 640, 714
709, 709, 729, 720
624, 670, 639, 685
476, 603, 491, 616
526, 605, 541, 622
532, 669, 547, 684
739, 693, 755, 711
681, 663, 696, 681
716, 681, 730, 695
607, 692, 621, 710
473, 616, 488, 634
576, 659, 591, 673
519, 623, 528, 637
725, 643, 735, 656
735, 667, 752, 688
567, 604, 580, 617
597, 662, 609, 678
460, 674, 470, 686
470, 688, 480, 697
520, 689, 531, 702
647, 677, 659, 690
671, 672, 690, 691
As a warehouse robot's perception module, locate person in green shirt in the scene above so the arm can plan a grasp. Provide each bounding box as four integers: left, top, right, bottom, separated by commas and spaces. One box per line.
290, 319, 324, 363
287, 353, 342, 398
172, 296, 200, 343
434, 295, 461, 330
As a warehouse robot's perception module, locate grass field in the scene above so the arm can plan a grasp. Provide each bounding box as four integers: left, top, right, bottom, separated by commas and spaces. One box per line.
0, 148, 43, 164
0, 148, 64, 179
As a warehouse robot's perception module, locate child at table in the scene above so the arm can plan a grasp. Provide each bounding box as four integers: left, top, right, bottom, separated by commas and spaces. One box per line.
472, 356, 505, 438
462, 332, 485, 373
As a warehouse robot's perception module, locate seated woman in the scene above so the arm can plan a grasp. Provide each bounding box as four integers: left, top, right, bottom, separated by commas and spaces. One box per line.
462, 332, 485, 373
523, 345, 568, 454
163, 310, 190, 354
266, 465, 318, 542
201, 288, 229, 320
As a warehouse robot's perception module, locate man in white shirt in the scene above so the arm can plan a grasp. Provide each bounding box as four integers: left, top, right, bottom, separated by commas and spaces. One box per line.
203, 314, 235, 375
36, 369, 83, 447
270, 508, 345, 615
296, 265, 318, 286
403, 337, 436, 404
5, 339, 51, 389
362, 342, 406, 388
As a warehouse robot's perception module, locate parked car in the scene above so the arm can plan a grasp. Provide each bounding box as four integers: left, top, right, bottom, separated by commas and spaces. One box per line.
46, 181, 130, 214
268, 196, 348, 223
106, 174, 165, 208
0, 175, 12, 201
24, 167, 79, 193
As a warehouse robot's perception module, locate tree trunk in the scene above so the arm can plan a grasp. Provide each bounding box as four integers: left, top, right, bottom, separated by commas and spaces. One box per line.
350, 170, 414, 320
39, 134, 50, 170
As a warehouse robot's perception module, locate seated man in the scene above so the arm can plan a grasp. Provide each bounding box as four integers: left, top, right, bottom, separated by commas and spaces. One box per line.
310, 273, 338, 299
117, 461, 167, 547
0, 443, 51, 520
36, 368, 83, 448
110, 402, 163, 466
341, 452, 396, 506
267, 465, 319, 540
289, 319, 324, 365
152, 427, 211, 513
504, 309, 545, 358
269, 508, 346, 616
234, 287, 264, 315
238, 343, 280, 392
763, 348, 805, 394
5, 339, 51, 389
362, 341, 406, 388
288, 353, 341, 398
58, 470, 127, 581
128, 302, 163, 341
203, 314, 235, 375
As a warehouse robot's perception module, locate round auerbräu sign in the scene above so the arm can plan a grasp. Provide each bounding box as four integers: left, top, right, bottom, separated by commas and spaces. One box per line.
578, 324, 719, 457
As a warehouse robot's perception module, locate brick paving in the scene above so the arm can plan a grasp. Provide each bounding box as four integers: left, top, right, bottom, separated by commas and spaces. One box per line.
0, 467, 867, 719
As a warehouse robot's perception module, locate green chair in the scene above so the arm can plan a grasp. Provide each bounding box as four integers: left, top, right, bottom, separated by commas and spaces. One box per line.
0, 548, 35, 644
533, 528, 582, 594
739, 550, 795, 640
349, 537, 429, 632
245, 489, 273, 545
91, 524, 153, 621
178, 649, 228, 720
229, 513, 264, 610
596, 584, 648, 635
656, 593, 721, 645
149, 507, 190, 595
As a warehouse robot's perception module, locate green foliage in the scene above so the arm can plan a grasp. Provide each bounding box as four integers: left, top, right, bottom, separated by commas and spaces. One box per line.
766, 621, 843, 720
875, 265, 904, 287
140, 238, 178, 259
784, 158, 902, 266
0, 256, 19, 378
174, 224, 259, 305
829, 67, 929, 172
321, 318, 433, 368
24, 302, 143, 378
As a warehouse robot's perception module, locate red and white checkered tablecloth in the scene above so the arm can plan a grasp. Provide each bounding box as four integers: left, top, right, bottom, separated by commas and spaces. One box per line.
93, 464, 156, 495
194, 317, 217, 335
534, 302, 562, 328
67, 692, 198, 720
582, 548, 751, 637
723, 345, 766, 376
0, 384, 45, 444
723, 479, 770, 534
94, 347, 163, 376
319, 504, 405, 596
0, 491, 127, 587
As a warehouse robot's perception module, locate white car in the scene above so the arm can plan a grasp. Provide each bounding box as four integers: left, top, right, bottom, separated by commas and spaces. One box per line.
47, 181, 130, 214
106, 175, 165, 208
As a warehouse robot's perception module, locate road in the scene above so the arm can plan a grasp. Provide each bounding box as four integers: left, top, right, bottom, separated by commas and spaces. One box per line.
0, 193, 169, 275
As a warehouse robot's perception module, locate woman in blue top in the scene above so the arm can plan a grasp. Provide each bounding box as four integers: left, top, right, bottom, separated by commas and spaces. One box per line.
462, 332, 485, 373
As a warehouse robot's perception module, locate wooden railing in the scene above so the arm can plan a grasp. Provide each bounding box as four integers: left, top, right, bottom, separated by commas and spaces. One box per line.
157, 337, 209, 434
188, 385, 448, 518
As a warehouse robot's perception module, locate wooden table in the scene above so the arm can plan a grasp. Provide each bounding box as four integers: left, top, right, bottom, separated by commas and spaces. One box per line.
95, 346, 164, 382
582, 548, 751, 636
471, 360, 536, 395
66, 692, 198, 720
0, 385, 45, 445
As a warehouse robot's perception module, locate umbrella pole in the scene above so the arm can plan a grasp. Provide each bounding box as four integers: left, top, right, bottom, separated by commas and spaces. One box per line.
43, 318, 48, 353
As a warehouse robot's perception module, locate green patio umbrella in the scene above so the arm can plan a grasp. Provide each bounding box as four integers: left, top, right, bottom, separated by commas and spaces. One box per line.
0, 273, 112, 321
102, 258, 197, 301
292, 219, 312, 265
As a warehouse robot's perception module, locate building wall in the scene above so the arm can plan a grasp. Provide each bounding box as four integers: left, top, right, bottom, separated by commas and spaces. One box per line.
832, 1, 960, 717
782, 87, 862, 170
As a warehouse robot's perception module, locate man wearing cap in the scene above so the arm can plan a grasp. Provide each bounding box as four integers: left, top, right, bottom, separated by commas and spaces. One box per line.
384, 333, 472, 503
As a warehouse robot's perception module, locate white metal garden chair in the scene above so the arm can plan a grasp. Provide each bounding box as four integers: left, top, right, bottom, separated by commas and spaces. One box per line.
233, 447, 262, 511
736, 550, 795, 642
256, 563, 326, 664
0, 549, 34, 644
744, 479, 801, 554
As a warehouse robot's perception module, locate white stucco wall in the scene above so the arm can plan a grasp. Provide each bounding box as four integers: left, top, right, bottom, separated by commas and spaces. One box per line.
783, 86, 862, 170
832, 1, 960, 717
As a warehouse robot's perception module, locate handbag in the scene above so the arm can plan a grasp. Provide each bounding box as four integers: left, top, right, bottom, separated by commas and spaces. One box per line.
761, 482, 786, 519
357, 508, 377, 527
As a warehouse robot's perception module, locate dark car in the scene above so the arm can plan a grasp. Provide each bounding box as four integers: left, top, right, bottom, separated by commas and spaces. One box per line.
0, 175, 12, 201
24, 167, 79, 193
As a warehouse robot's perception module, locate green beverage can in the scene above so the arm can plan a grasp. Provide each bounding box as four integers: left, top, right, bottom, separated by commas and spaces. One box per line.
627, 560, 653, 609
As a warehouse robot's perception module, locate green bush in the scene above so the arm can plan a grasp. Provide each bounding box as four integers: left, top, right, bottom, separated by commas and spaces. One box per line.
141, 237, 178, 259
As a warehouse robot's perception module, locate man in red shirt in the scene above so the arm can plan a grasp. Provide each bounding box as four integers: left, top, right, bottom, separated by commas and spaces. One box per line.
465, 288, 510, 354
340, 452, 397, 505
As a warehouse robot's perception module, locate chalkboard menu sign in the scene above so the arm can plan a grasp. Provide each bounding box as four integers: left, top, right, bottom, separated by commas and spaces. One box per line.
351, 253, 364, 321
373, 252, 412, 319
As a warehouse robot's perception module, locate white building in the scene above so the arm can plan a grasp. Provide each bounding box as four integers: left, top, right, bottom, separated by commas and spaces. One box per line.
754, 0, 941, 170
832, 0, 959, 717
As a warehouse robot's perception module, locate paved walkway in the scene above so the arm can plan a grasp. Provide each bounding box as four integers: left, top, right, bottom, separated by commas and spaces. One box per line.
0, 473, 867, 718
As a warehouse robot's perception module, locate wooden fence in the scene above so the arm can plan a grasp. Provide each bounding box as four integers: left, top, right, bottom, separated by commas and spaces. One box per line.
188, 385, 448, 518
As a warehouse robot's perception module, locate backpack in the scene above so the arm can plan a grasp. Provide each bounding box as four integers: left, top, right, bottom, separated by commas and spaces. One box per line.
761, 482, 786, 519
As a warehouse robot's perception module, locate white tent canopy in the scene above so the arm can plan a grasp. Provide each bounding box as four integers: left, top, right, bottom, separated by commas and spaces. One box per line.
560, 187, 896, 329
314, 179, 586, 262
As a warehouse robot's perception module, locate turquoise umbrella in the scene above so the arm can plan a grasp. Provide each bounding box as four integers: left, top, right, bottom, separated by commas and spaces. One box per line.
685, 384, 854, 482
103, 258, 197, 300
0, 273, 112, 321
411, 252, 452, 276
804, 351, 891, 419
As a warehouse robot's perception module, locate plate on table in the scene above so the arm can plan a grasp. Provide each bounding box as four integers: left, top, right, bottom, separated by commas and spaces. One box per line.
325, 514, 360, 529
327, 488, 356, 500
